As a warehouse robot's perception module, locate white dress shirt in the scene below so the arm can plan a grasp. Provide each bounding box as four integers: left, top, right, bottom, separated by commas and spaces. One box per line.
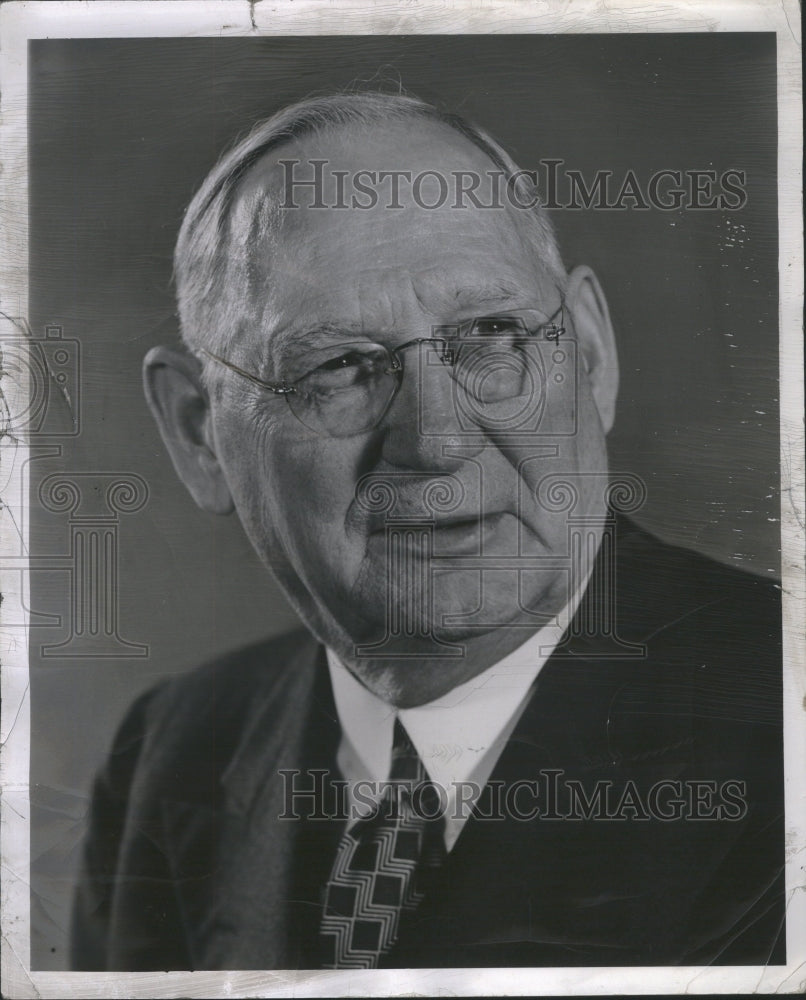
326, 580, 588, 851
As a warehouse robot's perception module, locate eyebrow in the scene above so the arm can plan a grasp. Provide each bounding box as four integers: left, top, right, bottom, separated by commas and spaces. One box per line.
452, 280, 527, 309
268, 320, 367, 373
275, 320, 365, 346
266, 279, 532, 371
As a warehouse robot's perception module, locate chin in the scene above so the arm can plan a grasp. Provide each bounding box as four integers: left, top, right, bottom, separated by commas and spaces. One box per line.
335, 569, 562, 650
338, 648, 487, 709
331, 607, 533, 664
435, 571, 562, 626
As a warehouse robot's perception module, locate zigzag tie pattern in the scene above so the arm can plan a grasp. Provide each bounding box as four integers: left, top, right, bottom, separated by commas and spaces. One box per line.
319, 718, 446, 969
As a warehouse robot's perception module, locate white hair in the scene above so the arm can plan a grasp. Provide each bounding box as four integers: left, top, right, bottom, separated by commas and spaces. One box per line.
174, 91, 566, 362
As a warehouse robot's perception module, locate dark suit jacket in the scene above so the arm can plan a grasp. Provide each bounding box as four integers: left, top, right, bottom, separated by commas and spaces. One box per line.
70, 519, 785, 970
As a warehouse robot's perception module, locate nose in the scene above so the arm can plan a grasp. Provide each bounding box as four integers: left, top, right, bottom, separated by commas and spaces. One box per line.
377, 340, 485, 470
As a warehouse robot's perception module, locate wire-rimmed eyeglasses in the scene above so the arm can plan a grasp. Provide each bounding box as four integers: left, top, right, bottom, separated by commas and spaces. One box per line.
202, 304, 565, 438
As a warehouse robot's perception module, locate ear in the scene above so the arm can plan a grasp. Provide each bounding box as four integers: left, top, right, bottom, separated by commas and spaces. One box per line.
564, 265, 619, 434
143, 345, 234, 514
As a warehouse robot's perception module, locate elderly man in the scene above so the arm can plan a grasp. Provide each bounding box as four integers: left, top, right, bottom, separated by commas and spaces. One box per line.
71, 93, 784, 971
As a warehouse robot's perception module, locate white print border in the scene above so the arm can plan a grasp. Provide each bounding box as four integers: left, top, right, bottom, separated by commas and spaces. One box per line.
0, 1, 803, 998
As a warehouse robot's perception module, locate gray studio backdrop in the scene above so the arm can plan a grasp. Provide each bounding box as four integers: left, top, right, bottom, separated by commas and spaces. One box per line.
27, 35, 779, 967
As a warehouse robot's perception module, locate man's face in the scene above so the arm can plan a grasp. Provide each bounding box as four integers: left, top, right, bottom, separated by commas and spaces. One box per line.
206, 122, 612, 693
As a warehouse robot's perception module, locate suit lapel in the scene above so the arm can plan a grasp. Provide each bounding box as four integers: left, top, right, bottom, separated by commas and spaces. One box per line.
390, 653, 699, 966
390, 518, 709, 966
160, 637, 342, 969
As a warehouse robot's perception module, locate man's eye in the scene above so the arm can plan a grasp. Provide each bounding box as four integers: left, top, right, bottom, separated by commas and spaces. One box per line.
472, 317, 523, 338
318, 351, 366, 372
315, 350, 387, 379
301, 348, 387, 393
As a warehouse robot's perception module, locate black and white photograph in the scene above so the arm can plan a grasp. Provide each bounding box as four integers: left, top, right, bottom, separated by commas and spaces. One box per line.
1, 1, 803, 997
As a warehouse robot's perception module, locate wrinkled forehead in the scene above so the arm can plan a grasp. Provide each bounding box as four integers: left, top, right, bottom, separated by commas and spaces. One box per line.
227, 119, 554, 341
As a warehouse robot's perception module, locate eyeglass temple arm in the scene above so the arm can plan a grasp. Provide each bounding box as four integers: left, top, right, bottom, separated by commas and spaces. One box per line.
201, 305, 566, 385
543, 303, 566, 342
200, 349, 296, 395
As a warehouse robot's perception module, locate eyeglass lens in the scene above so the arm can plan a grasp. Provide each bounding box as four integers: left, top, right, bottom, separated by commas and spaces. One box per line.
286, 328, 549, 438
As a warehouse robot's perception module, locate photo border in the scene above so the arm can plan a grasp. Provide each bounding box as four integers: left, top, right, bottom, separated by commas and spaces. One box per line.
1, 1, 803, 996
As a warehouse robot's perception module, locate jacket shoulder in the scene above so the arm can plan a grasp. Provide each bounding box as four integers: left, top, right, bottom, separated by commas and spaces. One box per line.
615, 520, 782, 654
126, 628, 320, 796
148, 627, 317, 716
612, 520, 783, 733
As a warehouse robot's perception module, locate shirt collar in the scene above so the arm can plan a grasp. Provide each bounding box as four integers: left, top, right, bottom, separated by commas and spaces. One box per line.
326, 584, 585, 792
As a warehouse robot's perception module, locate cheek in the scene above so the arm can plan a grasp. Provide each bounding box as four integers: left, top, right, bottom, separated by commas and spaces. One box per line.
511, 377, 609, 539
269, 444, 374, 594
218, 407, 368, 569
277, 437, 361, 525
543, 384, 610, 527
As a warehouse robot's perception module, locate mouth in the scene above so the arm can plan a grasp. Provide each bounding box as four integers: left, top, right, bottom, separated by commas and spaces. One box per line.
360, 510, 517, 558
431, 510, 516, 555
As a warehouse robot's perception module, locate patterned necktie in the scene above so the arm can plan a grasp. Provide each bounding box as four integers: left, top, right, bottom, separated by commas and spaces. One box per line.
319, 718, 446, 969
